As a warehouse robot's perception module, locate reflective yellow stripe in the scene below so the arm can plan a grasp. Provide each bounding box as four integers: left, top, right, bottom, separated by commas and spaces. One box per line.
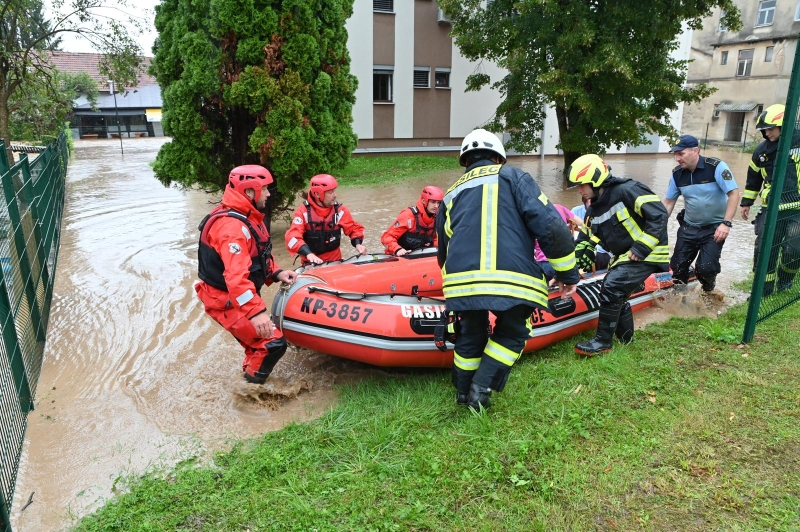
549, 252, 576, 272
480, 184, 499, 271
619, 213, 647, 245
454, 351, 481, 371
538, 192, 549, 205
484, 339, 521, 367
590, 234, 601, 244
447, 164, 502, 194
443, 283, 549, 307
766, 271, 777, 282
743, 190, 759, 200
444, 270, 548, 290
749, 159, 760, 172
634, 194, 660, 217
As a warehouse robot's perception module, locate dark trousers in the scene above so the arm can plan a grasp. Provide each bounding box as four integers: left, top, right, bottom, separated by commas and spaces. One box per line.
670, 223, 724, 291
452, 304, 533, 393
763, 211, 800, 293
600, 261, 662, 308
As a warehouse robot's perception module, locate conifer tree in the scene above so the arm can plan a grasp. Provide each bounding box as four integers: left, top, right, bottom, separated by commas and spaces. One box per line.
151, 0, 358, 217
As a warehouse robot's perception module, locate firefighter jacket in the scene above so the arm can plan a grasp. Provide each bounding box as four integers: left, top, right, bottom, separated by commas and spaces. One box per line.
381, 198, 437, 254
741, 138, 800, 211
576, 177, 669, 271
197, 186, 281, 318
285, 195, 365, 263
435, 160, 579, 312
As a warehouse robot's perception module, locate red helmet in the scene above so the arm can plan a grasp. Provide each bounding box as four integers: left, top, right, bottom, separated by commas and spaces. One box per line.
420, 186, 444, 209
228, 165, 273, 194
309, 174, 338, 202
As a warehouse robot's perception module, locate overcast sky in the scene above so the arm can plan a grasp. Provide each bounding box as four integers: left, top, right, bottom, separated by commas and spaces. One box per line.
49, 0, 160, 56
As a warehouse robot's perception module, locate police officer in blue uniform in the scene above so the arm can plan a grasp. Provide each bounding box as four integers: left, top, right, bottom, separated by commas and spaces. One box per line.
662, 135, 739, 292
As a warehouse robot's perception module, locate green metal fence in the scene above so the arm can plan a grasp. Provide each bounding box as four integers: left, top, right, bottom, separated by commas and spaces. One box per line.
742, 35, 800, 343
0, 133, 68, 532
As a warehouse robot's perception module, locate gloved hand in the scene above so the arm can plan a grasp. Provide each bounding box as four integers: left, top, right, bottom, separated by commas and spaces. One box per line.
434, 310, 458, 352
575, 240, 596, 272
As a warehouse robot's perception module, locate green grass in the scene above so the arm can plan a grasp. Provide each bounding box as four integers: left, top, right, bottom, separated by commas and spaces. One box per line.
73, 300, 800, 531
335, 155, 460, 187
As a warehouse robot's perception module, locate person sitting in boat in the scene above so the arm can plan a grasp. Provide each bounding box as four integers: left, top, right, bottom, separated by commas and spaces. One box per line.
437, 128, 579, 410
568, 154, 669, 356
196, 165, 298, 384
285, 174, 367, 265
535, 203, 584, 281
381, 186, 444, 256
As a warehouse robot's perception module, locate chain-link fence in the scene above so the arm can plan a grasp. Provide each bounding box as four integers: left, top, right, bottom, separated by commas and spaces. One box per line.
743, 36, 800, 342
0, 133, 68, 532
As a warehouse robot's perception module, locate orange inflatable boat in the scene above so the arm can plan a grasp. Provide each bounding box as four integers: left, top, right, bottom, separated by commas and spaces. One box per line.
271, 249, 678, 367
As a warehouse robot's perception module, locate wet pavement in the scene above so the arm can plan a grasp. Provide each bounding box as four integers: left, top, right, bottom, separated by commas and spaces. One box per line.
10, 138, 755, 531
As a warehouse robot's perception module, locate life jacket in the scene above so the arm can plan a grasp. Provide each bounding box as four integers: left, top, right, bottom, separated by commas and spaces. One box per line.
303, 201, 343, 254
397, 206, 435, 251
197, 207, 273, 292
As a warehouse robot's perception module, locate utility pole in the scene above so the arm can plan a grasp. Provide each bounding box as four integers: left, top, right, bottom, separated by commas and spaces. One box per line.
109, 81, 124, 155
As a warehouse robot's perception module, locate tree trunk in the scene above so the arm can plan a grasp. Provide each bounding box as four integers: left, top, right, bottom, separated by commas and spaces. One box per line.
554, 104, 580, 185
0, 92, 15, 166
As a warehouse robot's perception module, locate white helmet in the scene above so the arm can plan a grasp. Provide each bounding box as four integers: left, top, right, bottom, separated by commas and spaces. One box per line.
459, 128, 507, 167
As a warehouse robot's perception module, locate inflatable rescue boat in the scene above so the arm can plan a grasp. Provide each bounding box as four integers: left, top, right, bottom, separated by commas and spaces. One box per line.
271, 248, 677, 367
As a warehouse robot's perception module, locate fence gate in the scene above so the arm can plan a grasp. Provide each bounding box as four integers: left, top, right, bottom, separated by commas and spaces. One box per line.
0, 133, 68, 532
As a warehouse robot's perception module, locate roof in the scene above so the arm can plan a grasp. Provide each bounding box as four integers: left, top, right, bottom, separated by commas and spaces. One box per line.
46, 51, 157, 91
73, 84, 163, 109
716, 103, 759, 112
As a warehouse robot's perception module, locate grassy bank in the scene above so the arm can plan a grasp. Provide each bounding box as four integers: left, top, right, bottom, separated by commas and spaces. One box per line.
335, 155, 460, 187
73, 296, 800, 531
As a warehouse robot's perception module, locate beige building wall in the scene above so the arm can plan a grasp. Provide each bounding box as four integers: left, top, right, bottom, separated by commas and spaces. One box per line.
683, 1, 800, 144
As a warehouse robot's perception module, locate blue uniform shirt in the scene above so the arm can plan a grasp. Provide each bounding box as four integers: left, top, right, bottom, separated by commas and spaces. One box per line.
666, 157, 738, 226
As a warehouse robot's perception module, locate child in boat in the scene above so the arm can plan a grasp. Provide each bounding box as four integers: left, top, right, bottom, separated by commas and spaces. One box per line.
535, 203, 584, 281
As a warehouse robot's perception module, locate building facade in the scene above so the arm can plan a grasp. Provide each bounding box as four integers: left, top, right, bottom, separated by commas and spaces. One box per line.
48, 52, 164, 139
348, 0, 688, 155
682, 0, 799, 144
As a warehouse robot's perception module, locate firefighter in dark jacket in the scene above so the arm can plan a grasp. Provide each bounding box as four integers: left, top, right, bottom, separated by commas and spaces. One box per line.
436, 129, 579, 410
569, 154, 669, 356
196, 165, 298, 384
740, 104, 800, 294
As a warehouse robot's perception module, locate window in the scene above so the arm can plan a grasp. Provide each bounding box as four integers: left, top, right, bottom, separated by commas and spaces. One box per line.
756, 104, 764, 116
765, 46, 774, 62
373, 0, 393, 12
435, 68, 451, 88
795, 1, 800, 21
721, 51, 728, 65
373, 68, 393, 101
413, 67, 430, 88
756, 0, 776, 26
737, 49, 754, 77
719, 9, 728, 32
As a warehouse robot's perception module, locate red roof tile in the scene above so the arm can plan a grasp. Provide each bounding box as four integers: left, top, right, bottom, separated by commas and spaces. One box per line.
46, 51, 157, 91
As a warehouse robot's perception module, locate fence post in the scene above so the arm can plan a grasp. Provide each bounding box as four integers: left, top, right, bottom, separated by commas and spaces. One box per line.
742, 34, 800, 342
704, 123, 709, 150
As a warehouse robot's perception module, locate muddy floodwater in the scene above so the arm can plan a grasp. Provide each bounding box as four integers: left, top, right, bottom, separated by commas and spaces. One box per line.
11, 138, 755, 531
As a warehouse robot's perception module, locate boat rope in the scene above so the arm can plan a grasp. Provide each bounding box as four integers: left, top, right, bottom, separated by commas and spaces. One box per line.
307, 286, 443, 302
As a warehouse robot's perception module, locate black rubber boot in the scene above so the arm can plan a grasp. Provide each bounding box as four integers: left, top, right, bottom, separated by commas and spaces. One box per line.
466, 382, 492, 410
575, 306, 620, 356
244, 338, 288, 384
452, 366, 473, 407
614, 302, 634, 344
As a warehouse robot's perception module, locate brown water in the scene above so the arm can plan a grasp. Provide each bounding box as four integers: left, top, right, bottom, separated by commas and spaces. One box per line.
10, 138, 754, 531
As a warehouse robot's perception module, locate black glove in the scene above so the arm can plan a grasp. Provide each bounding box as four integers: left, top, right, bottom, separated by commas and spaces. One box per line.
434, 310, 458, 352
575, 240, 596, 271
